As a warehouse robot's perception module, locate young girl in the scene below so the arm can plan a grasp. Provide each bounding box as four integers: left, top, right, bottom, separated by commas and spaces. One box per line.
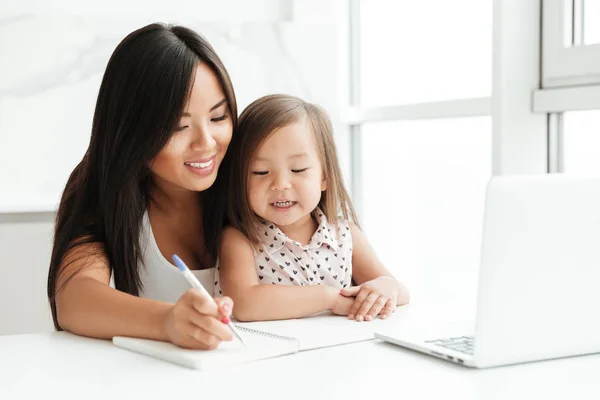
215, 94, 410, 322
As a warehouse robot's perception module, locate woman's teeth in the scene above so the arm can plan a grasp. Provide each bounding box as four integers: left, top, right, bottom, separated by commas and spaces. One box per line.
273, 201, 294, 207
185, 159, 214, 169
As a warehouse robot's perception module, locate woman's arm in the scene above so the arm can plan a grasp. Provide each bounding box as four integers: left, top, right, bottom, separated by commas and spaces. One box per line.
218, 227, 352, 321
55, 242, 233, 349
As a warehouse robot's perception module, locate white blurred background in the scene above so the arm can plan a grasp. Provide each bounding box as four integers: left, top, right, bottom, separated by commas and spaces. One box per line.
1, 0, 600, 335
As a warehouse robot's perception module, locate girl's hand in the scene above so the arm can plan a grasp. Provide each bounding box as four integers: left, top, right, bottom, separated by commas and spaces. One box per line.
340, 276, 399, 322
330, 292, 356, 316
163, 289, 234, 349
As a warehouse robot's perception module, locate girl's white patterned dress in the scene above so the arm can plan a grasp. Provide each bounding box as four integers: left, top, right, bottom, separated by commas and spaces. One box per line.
214, 209, 353, 295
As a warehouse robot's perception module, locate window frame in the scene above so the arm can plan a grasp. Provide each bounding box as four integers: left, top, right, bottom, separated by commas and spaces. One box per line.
542, 0, 600, 89
536, 0, 600, 172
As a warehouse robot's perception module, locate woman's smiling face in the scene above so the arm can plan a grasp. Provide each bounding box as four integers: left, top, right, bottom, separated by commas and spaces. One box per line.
150, 63, 233, 194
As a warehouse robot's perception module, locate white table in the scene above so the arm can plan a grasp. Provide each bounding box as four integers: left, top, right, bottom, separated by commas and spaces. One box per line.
2, 305, 600, 400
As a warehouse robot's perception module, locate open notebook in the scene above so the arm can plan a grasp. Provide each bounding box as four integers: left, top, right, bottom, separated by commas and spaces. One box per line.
113, 326, 299, 370
113, 312, 398, 369
236, 312, 396, 351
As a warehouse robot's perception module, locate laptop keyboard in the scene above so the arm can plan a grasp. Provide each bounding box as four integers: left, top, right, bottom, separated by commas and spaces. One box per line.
425, 336, 475, 355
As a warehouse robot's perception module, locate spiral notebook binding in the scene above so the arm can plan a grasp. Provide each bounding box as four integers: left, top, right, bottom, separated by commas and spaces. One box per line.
236, 325, 299, 343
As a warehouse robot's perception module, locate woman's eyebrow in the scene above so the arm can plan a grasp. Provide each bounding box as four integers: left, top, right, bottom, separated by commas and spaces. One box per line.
180, 99, 227, 117
210, 98, 227, 111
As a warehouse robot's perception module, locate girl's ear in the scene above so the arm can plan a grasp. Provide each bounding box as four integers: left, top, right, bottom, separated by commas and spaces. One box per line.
321, 176, 327, 191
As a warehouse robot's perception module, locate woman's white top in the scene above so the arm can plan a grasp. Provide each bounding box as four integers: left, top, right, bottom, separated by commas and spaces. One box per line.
110, 212, 215, 303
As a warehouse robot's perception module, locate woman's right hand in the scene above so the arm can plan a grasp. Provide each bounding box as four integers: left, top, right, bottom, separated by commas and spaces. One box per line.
163, 289, 234, 350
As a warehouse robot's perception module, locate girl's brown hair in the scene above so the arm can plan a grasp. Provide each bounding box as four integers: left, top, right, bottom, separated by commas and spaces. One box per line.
226, 94, 359, 245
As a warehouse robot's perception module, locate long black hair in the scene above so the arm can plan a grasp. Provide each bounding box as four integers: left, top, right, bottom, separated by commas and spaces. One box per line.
47, 23, 237, 330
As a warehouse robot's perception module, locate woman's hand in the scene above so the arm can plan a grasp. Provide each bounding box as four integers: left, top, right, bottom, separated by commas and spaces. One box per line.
163, 289, 234, 349
340, 276, 400, 322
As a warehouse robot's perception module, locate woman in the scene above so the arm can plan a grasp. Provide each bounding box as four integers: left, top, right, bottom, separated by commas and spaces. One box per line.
47, 23, 238, 350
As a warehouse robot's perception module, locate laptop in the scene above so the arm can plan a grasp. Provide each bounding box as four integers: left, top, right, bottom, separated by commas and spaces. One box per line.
375, 174, 600, 368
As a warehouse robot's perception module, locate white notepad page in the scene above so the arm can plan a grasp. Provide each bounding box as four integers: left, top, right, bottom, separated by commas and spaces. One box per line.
236, 312, 397, 351
113, 326, 299, 370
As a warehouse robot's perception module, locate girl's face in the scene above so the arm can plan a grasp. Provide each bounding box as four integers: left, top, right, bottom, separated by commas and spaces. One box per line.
248, 119, 327, 229
150, 63, 233, 195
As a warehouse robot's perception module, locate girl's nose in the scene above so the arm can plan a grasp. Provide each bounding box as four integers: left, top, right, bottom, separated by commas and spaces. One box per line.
271, 172, 292, 191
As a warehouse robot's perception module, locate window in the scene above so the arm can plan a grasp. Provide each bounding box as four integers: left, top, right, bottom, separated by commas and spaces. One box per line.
359, 0, 491, 106
346, 1, 492, 306
563, 110, 600, 172
537, 0, 600, 174
542, 0, 600, 88
584, 0, 600, 45
361, 117, 490, 305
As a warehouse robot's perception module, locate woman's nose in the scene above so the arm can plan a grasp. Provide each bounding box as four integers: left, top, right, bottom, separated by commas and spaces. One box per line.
190, 124, 217, 151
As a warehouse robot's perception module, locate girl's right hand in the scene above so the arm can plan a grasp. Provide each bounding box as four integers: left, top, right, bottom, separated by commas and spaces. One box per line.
163, 289, 234, 350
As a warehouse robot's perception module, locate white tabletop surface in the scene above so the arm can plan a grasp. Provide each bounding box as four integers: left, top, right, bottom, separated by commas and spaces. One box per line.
2, 303, 600, 400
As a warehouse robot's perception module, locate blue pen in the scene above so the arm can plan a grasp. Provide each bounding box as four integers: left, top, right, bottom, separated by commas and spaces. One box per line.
172, 254, 246, 346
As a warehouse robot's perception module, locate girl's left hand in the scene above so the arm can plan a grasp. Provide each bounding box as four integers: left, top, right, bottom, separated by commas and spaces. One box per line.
340, 276, 399, 322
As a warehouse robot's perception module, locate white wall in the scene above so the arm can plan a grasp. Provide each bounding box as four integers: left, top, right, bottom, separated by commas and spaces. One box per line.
0, 16, 340, 210
0, 213, 55, 334
0, 0, 343, 335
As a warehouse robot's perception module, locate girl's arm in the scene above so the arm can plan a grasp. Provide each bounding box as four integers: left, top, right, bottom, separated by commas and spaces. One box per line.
218, 227, 352, 321
340, 223, 410, 321
54, 242, 233, 349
